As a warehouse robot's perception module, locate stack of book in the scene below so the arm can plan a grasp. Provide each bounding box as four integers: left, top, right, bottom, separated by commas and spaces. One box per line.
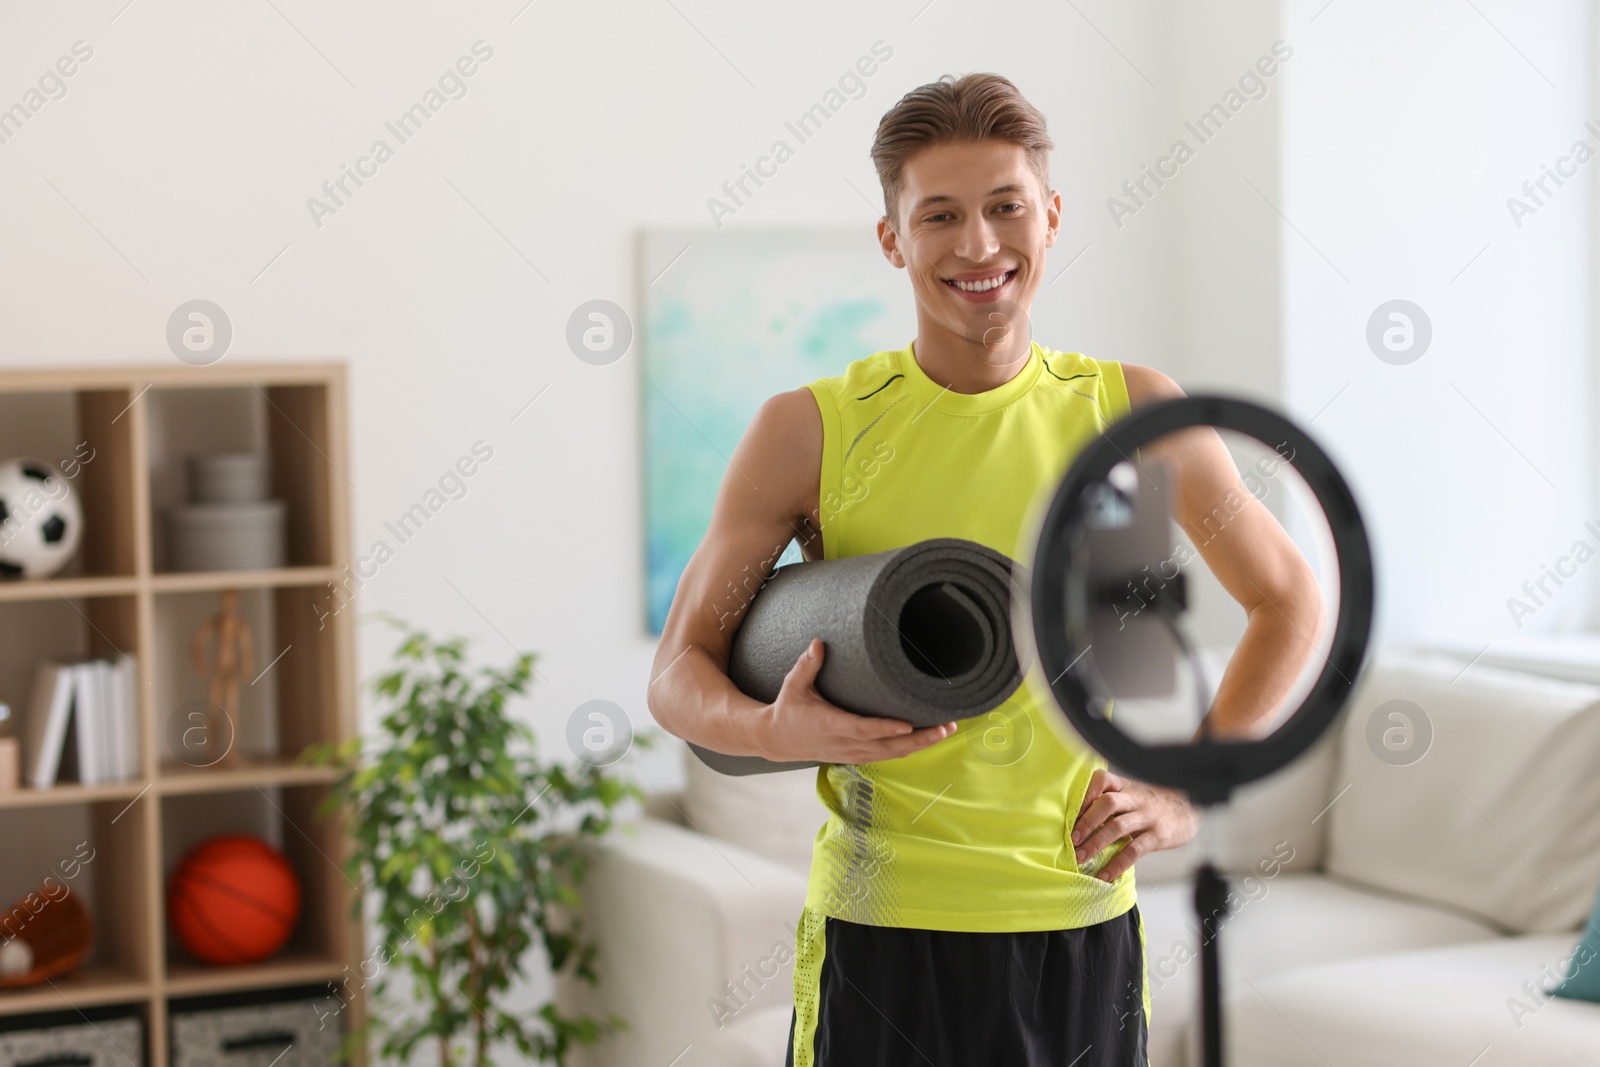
20, 655, 140, 788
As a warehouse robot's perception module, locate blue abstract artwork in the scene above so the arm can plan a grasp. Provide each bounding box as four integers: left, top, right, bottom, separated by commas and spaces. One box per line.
640, 227, 914, 635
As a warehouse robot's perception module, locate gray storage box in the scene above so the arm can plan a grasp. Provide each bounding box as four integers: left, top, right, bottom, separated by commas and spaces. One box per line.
0, 1010, 142, 1067
170, 986, 343, 1067
166, 500, 286, 571
187, 453, 270, 504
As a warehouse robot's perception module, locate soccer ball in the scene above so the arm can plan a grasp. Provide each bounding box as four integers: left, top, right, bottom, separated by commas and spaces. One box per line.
0, 459, 83, 579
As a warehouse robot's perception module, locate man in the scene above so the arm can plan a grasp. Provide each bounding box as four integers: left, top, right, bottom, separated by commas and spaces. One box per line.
647, 72, 1321, 1066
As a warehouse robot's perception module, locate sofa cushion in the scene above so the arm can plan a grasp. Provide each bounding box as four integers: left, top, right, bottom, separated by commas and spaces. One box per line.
684, 1004, 791, 1067
556, 818, 807, 1067
1324, 649, 1600, 934
1137, 872, 1500, 1067
681, 743, 829, 874
1226, 935, 1600, 1067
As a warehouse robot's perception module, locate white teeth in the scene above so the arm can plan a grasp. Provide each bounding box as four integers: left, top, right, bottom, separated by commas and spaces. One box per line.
950, 271, 1012, 292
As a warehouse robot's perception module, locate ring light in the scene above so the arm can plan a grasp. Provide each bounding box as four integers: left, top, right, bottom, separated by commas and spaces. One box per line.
1030, 394, 1376, 806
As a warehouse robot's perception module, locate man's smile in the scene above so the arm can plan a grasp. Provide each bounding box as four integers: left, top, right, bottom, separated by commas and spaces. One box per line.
942, 267, 1018, 303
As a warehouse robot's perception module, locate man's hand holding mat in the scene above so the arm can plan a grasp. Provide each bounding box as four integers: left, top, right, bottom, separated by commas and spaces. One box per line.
754, 637, 957, 768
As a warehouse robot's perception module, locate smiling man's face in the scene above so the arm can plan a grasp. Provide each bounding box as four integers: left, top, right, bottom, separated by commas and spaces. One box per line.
879, 138, 1059, 366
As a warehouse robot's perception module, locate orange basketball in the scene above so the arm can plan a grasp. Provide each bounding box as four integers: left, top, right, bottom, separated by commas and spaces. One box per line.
168, 834, 301, 965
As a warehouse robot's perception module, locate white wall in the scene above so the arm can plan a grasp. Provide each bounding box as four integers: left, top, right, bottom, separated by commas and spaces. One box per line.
1168, 0, 1286, 401
1279, 0, 1595, 645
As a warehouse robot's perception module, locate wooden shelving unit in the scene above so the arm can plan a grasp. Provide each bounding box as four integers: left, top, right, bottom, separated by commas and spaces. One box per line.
0, 363, 364, 1065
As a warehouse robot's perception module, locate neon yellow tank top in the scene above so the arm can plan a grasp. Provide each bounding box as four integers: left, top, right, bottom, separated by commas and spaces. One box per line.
800, 337, 1137, 933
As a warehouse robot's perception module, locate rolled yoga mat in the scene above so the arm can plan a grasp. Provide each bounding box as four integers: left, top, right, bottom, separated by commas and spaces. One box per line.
689, 536, 1026, 776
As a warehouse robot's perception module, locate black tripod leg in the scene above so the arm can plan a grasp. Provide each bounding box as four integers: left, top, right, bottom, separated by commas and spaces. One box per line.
1195, 861, 1229, 1067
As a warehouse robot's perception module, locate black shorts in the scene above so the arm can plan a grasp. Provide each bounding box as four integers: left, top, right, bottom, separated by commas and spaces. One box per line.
784, 904, 1149, 1067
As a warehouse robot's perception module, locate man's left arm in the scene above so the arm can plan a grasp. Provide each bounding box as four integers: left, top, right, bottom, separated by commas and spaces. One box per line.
1071, 363, 1324, 882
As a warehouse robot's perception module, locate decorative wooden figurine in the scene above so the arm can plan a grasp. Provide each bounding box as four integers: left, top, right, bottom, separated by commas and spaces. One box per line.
0, 698, 17, 792
188, 589, 253, 768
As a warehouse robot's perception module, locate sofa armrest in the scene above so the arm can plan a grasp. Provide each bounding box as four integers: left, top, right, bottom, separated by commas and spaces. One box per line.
555, 815, 808, 1067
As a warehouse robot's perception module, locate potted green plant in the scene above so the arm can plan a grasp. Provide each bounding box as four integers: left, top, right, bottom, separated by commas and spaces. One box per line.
303, 613, 649, 1066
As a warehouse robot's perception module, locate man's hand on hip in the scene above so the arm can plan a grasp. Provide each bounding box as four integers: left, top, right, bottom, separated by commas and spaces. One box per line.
1071, 767, 1201, 882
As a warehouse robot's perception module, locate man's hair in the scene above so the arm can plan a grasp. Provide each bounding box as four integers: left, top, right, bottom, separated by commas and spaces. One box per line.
870, 72, 1054, 232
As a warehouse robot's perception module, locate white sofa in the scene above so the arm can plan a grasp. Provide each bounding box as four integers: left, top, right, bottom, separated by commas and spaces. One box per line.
555, 649, 1600, 1066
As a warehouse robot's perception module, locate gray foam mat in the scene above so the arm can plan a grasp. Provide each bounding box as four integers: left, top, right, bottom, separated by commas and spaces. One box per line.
689, 537, 1026, 776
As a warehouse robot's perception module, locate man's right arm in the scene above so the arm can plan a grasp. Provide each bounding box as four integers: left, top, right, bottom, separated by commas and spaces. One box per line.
646, 387, 958, 764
